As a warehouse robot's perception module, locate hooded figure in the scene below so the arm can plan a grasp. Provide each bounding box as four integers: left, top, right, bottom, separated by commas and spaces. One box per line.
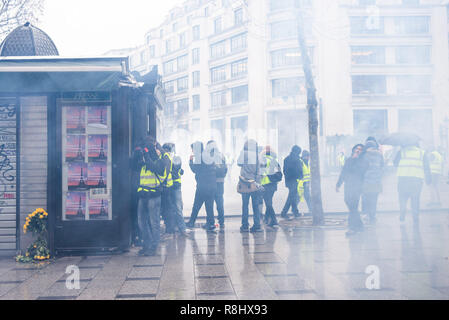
359, 140, 384, 224
186, 141, 217, 231
280, 145, 304, 219
237, 139, 263, 233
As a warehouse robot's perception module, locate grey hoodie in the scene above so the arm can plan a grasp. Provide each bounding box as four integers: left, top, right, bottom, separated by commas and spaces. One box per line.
237, 140, 262, 183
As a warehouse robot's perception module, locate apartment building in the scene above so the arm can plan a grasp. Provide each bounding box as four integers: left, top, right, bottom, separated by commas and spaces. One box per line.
129, 0, 449, 161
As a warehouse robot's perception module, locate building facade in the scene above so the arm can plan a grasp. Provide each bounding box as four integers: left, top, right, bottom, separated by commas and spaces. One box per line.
129, 0, 449, 163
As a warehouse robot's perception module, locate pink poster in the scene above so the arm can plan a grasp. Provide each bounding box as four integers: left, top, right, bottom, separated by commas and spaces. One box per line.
66, 192, 86, 220
68, 162, 88, 191
88, 135, 107, 162
66, 106, 86, 134
88, 106, 108, 129
66, 135, 86, 162
89, 199, 109, 220
87, 162, 107, 189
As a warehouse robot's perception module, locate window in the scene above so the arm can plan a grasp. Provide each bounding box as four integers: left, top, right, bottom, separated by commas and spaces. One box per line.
402, 0, 419, 5
140, 50, 147, 64
163, 59, 176, 75
271, 20, 297, 40
394, 16, 429, 34
172, 22, 178, 32
160, 29, 164, 38
234, 8, 243, 25
396, 46, 430, 64
164, 80, 175, 94
149, 45, 155, 58
193, 25, 200, 40
352, 75, 386, 94
165, 101, 175, 117
351, 46, 385, 64
177, 54, 188, 71
350, 16, 384, 34
166, 39, 173, 53
231, 85, 248, 104
214, 17, 222, 34
177, 76, 189, 92
271, 48, 313, 67
205, 6, 209, 17
231, 59, 248, 78
192, 48, 200, 64
398, 109, 433, 146
193, 95, 200, 111
210, 40, 226, 59
211, 65, 227, 83
179, 32, 186, 48
396, 75, 431, 94
231, 33, 247, 52
353, 110, 388, 139
272, 77, 306, 97
177, 98, 189, 115
192, 71, 200, 88
146, 35, 151, 44
359, 0, 376, 5
211, 91, 227, 108
269, 0, 311, 11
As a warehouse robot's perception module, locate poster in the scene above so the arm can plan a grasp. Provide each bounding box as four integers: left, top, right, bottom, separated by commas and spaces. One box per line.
88, 135, 107, 162
67, 162, 88, 191
66, 106, 86, 134
87, 162, 107, 189
66, 135, 86, 162
66, 192, 86, 220
88, 106, 108, 129
89, 199, 109, 220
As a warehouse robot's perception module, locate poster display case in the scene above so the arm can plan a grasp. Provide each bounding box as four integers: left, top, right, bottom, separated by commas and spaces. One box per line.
61, 104, 112, 221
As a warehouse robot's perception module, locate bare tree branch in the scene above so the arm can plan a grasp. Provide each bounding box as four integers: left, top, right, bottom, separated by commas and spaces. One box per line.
0, 0, 45, 42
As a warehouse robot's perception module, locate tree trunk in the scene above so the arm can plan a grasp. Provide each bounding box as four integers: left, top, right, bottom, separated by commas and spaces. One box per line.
296, 7, 325, 225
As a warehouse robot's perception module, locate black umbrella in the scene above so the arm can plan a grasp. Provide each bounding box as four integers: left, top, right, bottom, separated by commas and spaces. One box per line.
379, 132, 421, 147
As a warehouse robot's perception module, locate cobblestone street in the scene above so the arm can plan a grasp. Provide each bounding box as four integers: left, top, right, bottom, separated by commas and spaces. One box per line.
1, 212, 448, 300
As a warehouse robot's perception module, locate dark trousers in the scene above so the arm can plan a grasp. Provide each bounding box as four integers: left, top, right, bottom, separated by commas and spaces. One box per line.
303, 181, 311, 213
398, 177, 423, 219
137, 196, 161, 251
344, 190, 363, 231
130, 192, 140, 245
281, 180, 299, 215
214, 182, 225, 225
242, 192, 262, 228
170, 186, 186, 233
161, 189, 175, 234
362, 192, 379, 220
188, 188, 215, 226
263, 185, 278, 225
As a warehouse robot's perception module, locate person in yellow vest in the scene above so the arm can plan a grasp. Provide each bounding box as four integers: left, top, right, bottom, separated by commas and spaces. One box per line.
162, 143, 191, 238
337, 151, 346, 169
133, 136, 167, 256
300, 150, 312, 214
394, 143, 431, 223
260, 146, 282, 228
428, 147, 443, 207
160, 143, 176, 240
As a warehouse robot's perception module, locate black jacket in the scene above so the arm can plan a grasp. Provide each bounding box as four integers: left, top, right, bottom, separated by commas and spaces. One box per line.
283, 151, 303, 185
336, 156, 365, 196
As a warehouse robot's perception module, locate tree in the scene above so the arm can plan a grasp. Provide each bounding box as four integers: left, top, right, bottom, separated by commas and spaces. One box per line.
0, 0, 45, 42
296, 4, 325, 226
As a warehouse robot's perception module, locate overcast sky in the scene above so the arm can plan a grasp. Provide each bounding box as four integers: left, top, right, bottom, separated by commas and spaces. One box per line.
40, 0, 184, 56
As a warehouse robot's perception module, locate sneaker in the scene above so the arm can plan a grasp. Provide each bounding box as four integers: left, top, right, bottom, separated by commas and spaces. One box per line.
240, 226, 249, 233
219, 224, 225, 230
186, 222, 195, 229
161, 233, 174, 241
250, 226, 263, 233
293, 213, 302, 218
138, 248, 148, 256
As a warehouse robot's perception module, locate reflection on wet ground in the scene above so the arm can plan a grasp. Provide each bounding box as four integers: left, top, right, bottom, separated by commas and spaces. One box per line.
1, 213, 448, 300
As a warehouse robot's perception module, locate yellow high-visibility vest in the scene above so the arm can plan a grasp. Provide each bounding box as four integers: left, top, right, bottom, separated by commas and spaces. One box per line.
261, 155, 273, 186
430, 151, 443, 175
301, 160, 310, 183
397, 146, 425, 179
138, 165, 162, 193
163, 153, 174, 188
297, 180, 305, 203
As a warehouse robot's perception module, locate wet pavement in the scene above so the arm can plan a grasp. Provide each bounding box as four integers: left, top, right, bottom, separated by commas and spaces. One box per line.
1, 212, 449, 300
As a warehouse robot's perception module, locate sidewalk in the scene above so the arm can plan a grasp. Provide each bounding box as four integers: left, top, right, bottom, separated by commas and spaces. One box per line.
1, 213, 448, 300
